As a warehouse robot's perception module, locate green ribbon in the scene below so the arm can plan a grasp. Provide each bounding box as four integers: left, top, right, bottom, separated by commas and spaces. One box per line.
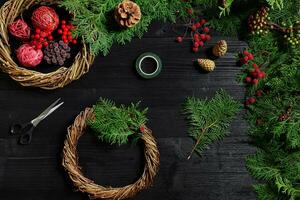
135, 52, 162, 79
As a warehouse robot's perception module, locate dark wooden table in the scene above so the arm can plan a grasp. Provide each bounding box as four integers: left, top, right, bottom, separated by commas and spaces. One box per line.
0, 3, 256, 199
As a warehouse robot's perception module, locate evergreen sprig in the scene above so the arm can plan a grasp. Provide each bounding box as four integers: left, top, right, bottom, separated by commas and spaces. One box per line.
88, 98, 148, 145
61, 0, 191, 55
231, 6, 300, 198
183, 89, 240, 159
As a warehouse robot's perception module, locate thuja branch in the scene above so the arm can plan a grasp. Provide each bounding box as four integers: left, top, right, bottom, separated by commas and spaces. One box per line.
187, 120, 217, 160
183, 89, 240, 159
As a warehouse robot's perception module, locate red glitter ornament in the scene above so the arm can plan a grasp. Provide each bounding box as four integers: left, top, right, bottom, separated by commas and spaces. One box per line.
8, 19, 31, 41
31, 6, 59, 32
16, 44, 43, 68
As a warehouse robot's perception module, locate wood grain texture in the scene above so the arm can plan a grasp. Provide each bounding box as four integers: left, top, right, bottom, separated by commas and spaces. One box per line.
0, 1, 255, 199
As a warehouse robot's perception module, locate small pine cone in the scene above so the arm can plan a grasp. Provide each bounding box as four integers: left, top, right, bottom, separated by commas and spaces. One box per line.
115, 0, 141, 28
197, 59, 215, 72
213, 40, 228, 57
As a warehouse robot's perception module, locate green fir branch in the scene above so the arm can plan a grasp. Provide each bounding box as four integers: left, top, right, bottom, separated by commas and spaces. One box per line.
183, 89, 240, 159
88, 98, 148, 145
61, 0, 191, 55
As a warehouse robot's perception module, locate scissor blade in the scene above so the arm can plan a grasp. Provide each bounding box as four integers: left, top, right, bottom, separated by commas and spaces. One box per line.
36, 98, 61, 119
31, 102, 64, 127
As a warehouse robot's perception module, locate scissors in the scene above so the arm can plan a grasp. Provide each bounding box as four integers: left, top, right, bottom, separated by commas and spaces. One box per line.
10, 98, 64, 145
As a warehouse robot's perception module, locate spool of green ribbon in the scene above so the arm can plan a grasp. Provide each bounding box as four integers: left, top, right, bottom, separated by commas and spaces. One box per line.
135, 52, 162, 79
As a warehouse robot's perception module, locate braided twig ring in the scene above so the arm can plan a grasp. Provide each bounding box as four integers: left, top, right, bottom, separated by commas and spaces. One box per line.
62, 108, 160, 200
0, 0, 95, 89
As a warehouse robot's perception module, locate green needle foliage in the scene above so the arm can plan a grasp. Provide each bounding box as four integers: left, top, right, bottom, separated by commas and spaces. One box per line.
60, 0, 191, 55
242, 46, 300, 200
183, 89, 240, 159
195, 1, 299, 197
88, 98, 148, 145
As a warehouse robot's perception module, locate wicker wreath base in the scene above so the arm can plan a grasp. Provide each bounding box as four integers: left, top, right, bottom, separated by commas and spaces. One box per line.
62, 108, 160, 200
0, 0, 95, 89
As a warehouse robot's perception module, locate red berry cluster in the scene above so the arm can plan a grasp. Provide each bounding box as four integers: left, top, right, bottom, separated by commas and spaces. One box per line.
176, 19, 211, 53
30, 28, 54, 50
242, 52, 266, 86
245, 89, 264, 106
239, 50, 254, 64
57, 20, 77, 45
240, 50, 267, 106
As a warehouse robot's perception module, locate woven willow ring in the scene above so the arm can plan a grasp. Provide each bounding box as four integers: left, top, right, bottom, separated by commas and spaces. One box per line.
0, 0, 95, 89
62, 108, 160, 200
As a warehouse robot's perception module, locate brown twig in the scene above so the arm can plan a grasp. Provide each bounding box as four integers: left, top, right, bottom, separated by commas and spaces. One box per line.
187, 121, 217, 160
62, 108, 160, 200
267, 22, 300, 34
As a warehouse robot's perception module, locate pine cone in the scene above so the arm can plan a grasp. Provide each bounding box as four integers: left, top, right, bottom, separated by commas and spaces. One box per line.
197, 59, 215, 72
213, 40, 228, 57
115, 0, 141, 28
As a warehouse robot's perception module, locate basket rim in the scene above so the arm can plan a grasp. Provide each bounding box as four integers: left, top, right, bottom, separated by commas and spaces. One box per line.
62, 107, 160, 200
0, 0, 95, 89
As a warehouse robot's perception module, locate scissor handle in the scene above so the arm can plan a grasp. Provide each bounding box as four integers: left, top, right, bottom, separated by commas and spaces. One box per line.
10, 123, 34, 145
19, 126, 34, 145
10, 122, 31, 135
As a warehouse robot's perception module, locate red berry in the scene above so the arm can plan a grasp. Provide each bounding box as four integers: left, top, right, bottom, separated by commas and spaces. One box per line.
251, 71, 258, 78
245, 76, 252, 83
252, 79, 259, 85
194, 37, 200, 42
72, 39, 77, 44
243, 50, 250, 56
248, 53, 254, 60
35, 28, 41, 34
203, 27, 210, 33
243, 56, 249, 63
68, 35, 73, 41
39, 37, 44, 42
255, 90, 263, 97
261, 72, 266, 78
67, 31, 72, 36
248, 97, 256, 104
198, 41, 204, 47
62, 35, 67, 40
192, 47, 198, 52
35, 34, 40, 39
200, 19, 206, 25
62, 20, 66, 25
58, 29, 63, 34
63, 39, 69, 44
200, 34, 205, 40
194, 33, 199, 39
140, 126, 145, 133
43, 42, 49, 47
257, 72, 264, 79
48, 35, 54, 40
37, 44, 43, 49
253, 63, 258, 69
194, 42, 199, 48
195, 22, 201, 28
176, 36, 183, 43
205, 34, 211, 41
62, 25, 66, 29
191, 25, 197, 31
187, 8, 193, 15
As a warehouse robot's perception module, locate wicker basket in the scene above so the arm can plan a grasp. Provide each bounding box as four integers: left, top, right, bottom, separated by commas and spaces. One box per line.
0, 0, 95, 89
62, 108, 160, 200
